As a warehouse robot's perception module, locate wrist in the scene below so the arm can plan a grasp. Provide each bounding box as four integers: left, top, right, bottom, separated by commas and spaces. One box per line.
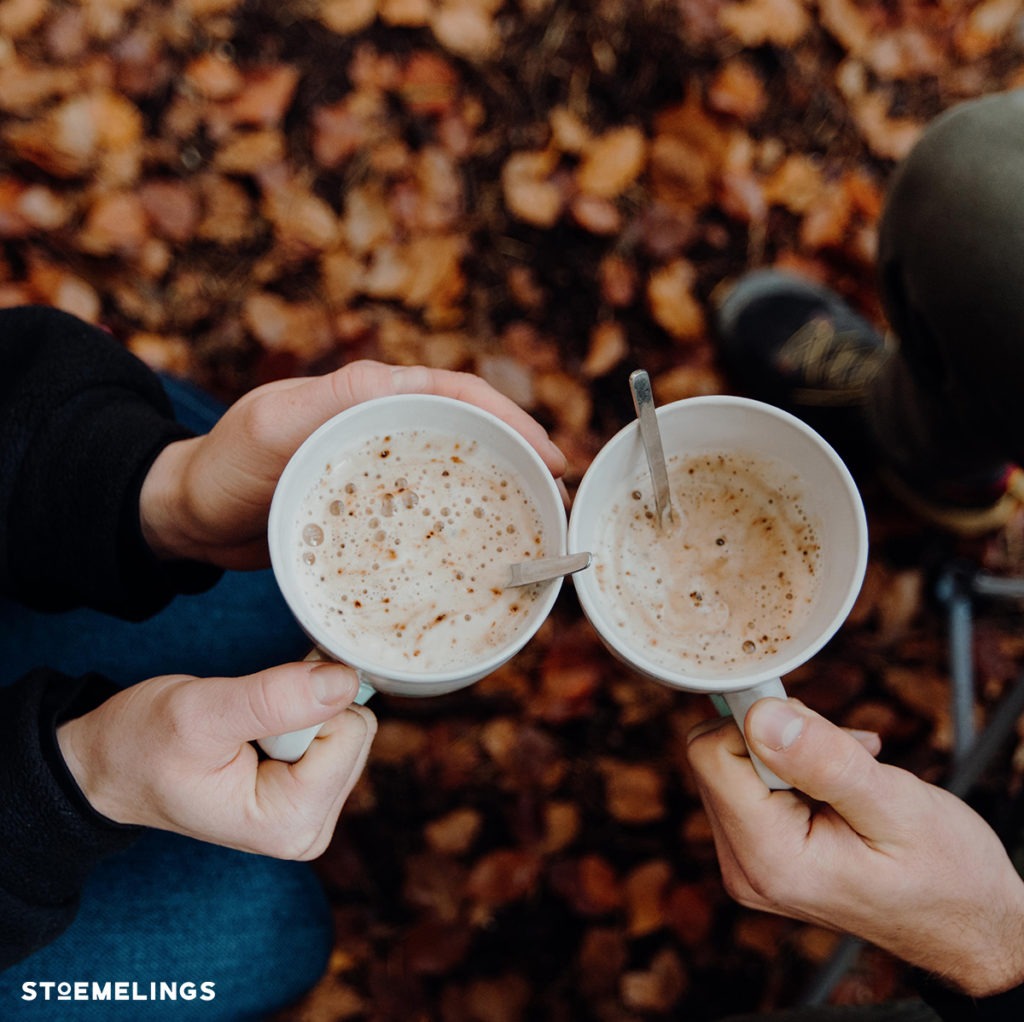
56, 714, 133, 827
944, 891, 1024, 997
139, 437, 202, 562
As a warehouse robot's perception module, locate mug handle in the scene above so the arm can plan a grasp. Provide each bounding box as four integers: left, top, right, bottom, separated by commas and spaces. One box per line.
257, 647, 376, 762
718, 678, 791, 790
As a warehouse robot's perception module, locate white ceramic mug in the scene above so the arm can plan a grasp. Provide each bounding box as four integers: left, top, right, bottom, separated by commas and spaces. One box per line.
567, 394, 868, 788
264, 394, 567, 761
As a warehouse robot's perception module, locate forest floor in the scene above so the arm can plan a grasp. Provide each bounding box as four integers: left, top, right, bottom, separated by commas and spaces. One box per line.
4, 1, 1024, 1019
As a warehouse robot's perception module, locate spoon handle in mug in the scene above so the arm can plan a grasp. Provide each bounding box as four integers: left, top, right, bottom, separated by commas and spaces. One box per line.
628, 369, 675, 531
257, 647, 375, 762
720, 679, 791, 790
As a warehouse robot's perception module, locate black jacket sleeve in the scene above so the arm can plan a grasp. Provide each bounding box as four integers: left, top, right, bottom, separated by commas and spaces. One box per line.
0, 306, 224, 968
0, 304, 220, 618
917, 970, 1024, 1021
0, 670, 138, 967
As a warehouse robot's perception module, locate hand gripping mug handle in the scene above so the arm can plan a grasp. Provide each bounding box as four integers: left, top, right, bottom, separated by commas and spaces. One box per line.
257, 648, 376, 762
718, 678, 791, 790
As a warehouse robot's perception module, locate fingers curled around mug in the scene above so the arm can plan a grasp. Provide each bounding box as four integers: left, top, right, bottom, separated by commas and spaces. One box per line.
743, 699, 900, 836
388, 364, 568, 477
323, 700, 377, 739
685, 714, 752, 779
313, 703, 377, 773
685, 714, 739, 745
846, 727, 882, 757
289, 704, 377, 812
688, 716, 745, 757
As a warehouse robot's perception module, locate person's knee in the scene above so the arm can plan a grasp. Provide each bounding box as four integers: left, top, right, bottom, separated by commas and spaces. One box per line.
919, 88, 1024, 157
50, 835, 332, 1019
210, 854, 334, 1010
877, 88, 1024, 399
884, 88, 1024, 230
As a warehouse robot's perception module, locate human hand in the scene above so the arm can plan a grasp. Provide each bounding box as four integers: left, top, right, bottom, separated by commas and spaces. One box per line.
686, 697, 1024, 996
140, 360, 568, 569
57, 661, 376, 860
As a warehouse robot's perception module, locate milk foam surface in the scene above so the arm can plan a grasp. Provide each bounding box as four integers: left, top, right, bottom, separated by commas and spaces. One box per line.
294, 428, 547, 672
594, 450, 821, 679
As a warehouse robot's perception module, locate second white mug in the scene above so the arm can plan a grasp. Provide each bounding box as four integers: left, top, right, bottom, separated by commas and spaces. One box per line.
567, 394, 868, 788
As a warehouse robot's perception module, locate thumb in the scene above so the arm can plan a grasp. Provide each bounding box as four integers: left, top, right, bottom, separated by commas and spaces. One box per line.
215, 662, 361, 745
744, 698, 902, 838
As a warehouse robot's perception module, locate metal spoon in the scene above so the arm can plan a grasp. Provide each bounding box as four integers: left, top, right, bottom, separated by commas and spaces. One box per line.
629, 369, 676, 532
505, 551, 592, 588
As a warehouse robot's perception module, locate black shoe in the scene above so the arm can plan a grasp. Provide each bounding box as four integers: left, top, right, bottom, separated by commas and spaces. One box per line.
711, 268, 892, 473
711, 269, 1024, 535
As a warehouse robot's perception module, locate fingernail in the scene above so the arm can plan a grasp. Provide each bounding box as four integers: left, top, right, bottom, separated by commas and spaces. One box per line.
345, 704, 377, 746
848, 728, 882, 754
310, 663, 357, 705
557, 478, 571, 507
542, 439, 567, 476
847, 728, 879, 743
751, 699, 804, 751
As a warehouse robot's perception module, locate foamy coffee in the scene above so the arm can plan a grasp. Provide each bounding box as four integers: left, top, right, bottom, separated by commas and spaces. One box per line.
292, 427, 548, 672
594, 450, 821, 679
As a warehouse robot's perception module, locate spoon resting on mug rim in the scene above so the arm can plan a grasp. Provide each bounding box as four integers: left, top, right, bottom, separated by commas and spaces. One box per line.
505, 551, 592, 588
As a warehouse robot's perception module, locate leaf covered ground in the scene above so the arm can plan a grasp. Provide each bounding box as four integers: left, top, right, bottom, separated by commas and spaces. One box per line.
4, 1, 1024, 1019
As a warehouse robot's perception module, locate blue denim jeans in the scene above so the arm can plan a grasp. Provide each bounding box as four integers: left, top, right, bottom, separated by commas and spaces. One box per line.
0, 377, 331, 1020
